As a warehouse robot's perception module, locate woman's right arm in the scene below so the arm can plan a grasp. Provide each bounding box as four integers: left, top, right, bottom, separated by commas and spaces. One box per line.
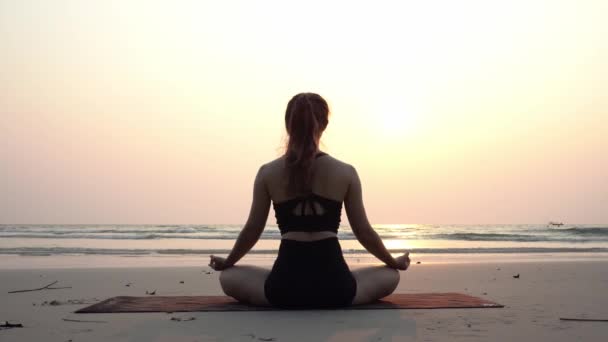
344, 165, 406, 269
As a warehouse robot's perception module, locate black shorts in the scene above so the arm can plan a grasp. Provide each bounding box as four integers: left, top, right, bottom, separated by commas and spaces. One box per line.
264, 237, 357, 309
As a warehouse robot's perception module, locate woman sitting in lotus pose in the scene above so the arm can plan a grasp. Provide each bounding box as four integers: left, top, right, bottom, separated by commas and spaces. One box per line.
209, 93, 410, 308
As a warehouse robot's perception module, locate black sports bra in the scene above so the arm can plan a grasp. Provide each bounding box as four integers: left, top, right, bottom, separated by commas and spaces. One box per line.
272, 152, 343, 235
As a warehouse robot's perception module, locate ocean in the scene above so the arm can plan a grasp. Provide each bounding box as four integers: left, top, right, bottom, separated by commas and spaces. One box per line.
2, 224, 608, 257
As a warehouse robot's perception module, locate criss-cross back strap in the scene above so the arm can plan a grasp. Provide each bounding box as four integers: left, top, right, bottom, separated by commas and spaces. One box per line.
295, 194, 317, 216
299, 196, 318, 216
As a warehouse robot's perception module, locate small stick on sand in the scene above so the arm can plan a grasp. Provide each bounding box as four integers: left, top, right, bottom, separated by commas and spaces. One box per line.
560, 317, 608, 322
1, 321, 24, 328
8, 281, 72, 294
62, 318, 107, 324
170, 317, 196, 322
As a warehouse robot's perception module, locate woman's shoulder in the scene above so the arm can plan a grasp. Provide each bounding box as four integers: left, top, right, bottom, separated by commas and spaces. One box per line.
261, 153, 356, 175
322, 154, 355, 172
260, 155, 284, 171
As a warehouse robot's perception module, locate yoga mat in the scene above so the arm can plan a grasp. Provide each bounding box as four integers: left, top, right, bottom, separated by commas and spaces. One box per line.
76, 293, 503, 313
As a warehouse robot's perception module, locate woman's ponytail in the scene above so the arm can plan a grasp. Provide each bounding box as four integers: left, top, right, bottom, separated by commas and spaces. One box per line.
284, 93, 329, 195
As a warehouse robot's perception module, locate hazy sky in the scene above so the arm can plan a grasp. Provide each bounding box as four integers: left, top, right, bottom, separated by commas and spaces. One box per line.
1, 0, 607, 224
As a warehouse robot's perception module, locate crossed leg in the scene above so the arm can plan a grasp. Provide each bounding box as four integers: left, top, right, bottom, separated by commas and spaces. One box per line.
219, 264, 400, 307
351, 266, 400, 305
219, 265, 271, 306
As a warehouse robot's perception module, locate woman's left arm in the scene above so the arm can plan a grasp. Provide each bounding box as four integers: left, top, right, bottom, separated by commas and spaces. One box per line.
211, 165, 271, 270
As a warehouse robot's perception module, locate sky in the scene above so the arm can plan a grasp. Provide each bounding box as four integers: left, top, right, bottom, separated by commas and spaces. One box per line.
1, 0, 607, 224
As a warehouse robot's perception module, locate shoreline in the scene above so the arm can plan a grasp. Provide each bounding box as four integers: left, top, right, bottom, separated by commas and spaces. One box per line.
1, 251, 608, 270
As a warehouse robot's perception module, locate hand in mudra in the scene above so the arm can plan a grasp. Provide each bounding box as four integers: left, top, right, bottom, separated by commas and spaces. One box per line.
394, 252, 410, 270
209, 255, 231, 271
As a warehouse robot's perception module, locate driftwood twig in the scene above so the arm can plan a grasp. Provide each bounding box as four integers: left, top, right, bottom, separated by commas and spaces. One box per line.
0, 321, 23, 328
8, 281, 71, 294
560, 317, 608, 322
62, 318, 107, 324
170, 317, 196, 322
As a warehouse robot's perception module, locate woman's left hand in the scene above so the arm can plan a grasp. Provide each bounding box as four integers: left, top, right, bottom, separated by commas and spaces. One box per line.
209, 255, 231, 271
394, 252, 411, 270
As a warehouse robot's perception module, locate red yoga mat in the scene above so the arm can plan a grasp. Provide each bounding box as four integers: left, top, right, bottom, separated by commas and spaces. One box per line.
76, 293, 503, 313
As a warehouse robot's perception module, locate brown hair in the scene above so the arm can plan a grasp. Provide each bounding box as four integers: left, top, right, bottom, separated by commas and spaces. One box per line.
284, 92, 329, 195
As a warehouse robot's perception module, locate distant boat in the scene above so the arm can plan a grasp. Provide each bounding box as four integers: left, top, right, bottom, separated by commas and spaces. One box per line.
549, 221, 564, 227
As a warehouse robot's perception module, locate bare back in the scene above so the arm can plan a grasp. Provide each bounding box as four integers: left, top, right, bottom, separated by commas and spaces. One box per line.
251, 152, 373, 242
263, 153, 353, 205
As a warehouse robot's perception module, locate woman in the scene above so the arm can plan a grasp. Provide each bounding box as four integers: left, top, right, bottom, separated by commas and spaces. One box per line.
209, 93, 410, 308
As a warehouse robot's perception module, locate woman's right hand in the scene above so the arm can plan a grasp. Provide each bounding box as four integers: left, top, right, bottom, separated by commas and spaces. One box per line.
209, 255, 232, 271
394, 252, 410, 270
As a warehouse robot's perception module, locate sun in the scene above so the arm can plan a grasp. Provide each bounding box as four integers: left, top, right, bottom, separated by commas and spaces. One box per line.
376, 108, 419, 139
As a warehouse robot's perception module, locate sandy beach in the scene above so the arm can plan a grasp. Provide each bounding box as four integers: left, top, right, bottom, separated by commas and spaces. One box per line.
1, 257, 607, 342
